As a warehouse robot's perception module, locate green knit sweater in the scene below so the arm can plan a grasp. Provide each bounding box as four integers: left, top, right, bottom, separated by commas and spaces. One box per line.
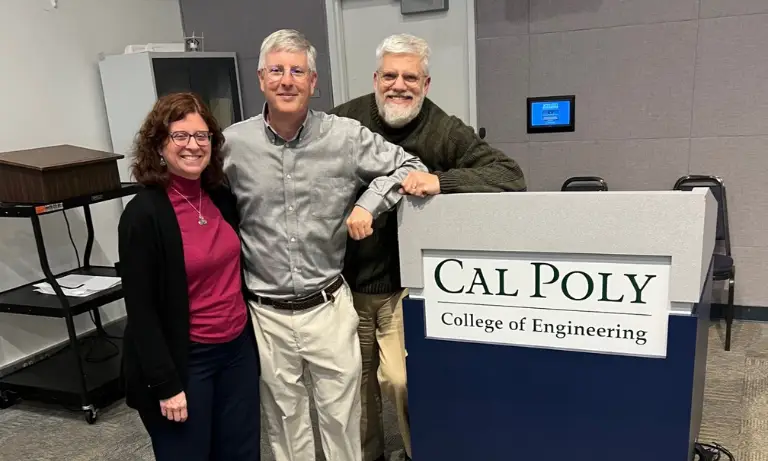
329, 93, 527, 294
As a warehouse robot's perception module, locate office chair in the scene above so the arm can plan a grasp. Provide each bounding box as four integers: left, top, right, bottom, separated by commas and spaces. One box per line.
561, 176, 608, 192
674, 175, 735, 351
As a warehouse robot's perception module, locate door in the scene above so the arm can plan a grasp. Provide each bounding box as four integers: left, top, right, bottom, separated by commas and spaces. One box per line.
152, 57, 244, 128
326, 0, 478, 127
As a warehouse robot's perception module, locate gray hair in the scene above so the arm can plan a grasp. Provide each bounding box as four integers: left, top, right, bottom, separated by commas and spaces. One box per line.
375, 33, 431, 76
258, 29, 317, 73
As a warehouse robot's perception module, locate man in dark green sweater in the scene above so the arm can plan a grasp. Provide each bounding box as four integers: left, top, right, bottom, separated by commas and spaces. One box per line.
328, 33, 526, 461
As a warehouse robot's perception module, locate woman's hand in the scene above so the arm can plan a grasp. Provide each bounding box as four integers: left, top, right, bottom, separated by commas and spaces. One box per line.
160, 391, 188, 422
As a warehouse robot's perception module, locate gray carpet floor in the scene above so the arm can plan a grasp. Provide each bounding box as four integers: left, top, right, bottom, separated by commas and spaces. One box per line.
0, 320, 763, 460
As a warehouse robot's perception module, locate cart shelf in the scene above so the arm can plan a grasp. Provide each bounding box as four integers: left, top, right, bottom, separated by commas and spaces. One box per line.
0, 182, 140, 424
0, 266, 123, 317
0, 182, 141, 217
0, 320, 125, 417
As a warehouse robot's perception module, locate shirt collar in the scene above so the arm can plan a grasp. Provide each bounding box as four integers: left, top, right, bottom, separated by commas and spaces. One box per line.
262, 102, 311, 145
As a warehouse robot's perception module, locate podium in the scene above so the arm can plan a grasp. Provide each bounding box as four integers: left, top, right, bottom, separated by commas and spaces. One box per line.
397, 189, 717, 461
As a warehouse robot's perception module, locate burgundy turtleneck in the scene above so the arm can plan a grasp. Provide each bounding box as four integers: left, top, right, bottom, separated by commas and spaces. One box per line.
166, 174, 247, 344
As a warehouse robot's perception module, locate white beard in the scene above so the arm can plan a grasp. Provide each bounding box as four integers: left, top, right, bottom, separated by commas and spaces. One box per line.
375, 92, 424, 128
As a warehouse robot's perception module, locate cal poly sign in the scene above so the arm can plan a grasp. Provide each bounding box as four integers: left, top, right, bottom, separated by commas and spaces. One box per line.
420, 251, 671, 358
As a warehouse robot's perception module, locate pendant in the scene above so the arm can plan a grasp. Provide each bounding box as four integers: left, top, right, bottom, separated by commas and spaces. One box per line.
198, 215, 208, 225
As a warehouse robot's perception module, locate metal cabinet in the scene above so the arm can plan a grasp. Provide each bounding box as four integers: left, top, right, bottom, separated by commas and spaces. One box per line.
99, 51, 244, 183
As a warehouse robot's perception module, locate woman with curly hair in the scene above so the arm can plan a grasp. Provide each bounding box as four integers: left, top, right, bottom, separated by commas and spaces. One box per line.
117, 92, 261, 460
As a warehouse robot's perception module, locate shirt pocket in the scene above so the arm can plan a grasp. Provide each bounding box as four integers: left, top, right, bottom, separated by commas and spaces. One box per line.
310, 176, 356, 219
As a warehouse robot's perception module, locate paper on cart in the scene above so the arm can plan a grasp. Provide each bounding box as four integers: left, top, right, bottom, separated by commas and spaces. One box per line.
33, 274, 121, 297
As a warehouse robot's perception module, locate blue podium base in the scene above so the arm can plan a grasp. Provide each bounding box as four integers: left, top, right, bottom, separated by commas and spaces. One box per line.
403, 273, 711, 461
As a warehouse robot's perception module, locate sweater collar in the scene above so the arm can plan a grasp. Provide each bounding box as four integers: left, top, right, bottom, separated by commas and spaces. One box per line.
368, 94, 428, 138
168, 173, 202, 197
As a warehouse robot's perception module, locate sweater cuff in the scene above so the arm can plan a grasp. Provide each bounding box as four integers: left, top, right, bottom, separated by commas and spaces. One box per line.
435, 170, 460, 194
150, 376, 184, 401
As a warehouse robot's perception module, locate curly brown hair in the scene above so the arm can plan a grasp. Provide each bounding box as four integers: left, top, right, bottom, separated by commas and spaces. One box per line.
130, 92, 226, 188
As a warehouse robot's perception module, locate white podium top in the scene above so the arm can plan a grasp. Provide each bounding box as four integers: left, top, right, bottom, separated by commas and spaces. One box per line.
397, 189, 717, 305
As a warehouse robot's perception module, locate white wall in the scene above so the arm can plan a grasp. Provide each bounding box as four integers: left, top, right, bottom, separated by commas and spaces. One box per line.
328, 0, 476, 126
0, 0, 183, 370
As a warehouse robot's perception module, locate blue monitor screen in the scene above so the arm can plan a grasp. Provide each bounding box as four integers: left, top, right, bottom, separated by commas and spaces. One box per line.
530, 100, 571, 127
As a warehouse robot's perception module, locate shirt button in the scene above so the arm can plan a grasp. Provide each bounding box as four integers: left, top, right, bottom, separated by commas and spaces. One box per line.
288, 206, 294, 212
290, 237, 296, 242
286, 174, 291, 179
293, 267, 300, 272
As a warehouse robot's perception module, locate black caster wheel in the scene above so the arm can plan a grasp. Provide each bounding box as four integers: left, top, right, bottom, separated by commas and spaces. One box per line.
0, 391, 18, 409
84, 408, 98, 424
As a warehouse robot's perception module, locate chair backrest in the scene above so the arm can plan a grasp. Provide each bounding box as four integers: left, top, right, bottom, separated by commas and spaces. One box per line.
561, 176, 608, 192
673, 175, 730, 253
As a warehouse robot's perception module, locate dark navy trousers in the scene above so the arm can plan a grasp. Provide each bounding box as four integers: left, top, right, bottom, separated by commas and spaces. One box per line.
141, 328, 261, 461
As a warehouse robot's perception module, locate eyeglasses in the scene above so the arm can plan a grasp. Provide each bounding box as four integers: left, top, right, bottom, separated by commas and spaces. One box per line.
377, 70, 423, 86
263, 65, 309, 82
170, 131, 212, 147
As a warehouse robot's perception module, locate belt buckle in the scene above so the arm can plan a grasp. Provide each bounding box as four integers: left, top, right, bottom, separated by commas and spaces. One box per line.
291, 285, 336, 309
321, 288, 335, 304
265, 278, 339, 311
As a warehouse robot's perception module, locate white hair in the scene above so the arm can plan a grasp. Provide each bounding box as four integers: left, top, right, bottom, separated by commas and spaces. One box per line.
258, 29, 317, 73
375, 33, 431, 75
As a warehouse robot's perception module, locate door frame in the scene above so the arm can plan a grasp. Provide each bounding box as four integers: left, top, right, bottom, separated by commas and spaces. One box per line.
324, 0, 478, 129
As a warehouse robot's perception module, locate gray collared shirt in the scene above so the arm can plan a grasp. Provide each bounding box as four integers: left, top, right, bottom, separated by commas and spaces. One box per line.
222, 107, 427, 299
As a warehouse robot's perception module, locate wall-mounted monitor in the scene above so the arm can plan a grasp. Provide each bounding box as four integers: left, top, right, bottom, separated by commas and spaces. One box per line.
527, 95, 575, 133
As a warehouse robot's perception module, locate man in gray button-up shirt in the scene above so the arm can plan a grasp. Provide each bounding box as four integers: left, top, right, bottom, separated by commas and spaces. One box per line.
222, 29, 427, 461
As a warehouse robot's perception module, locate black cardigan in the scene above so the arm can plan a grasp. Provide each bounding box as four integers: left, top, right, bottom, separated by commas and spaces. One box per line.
117, 184, 249, 419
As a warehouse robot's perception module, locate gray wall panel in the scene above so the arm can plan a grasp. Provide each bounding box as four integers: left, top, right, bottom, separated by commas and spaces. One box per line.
475, 0, 528, 38
529, 21, 697, 141
476, 35, 528, 143
529, 0, 698, 34
692, 15, 768, 137
699, 0, 768, 19
528, 138, 690, 192
475, 1, 768, 307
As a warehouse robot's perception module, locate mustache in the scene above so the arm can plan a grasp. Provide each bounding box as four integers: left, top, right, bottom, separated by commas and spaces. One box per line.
386, 91, 415, 98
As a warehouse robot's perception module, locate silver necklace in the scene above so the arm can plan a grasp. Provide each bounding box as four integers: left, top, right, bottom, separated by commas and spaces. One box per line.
171, 186, 208, 225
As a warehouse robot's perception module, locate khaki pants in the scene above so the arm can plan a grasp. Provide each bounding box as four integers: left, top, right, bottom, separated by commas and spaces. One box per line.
353, 289, 410, 461
249, 283, 363, 461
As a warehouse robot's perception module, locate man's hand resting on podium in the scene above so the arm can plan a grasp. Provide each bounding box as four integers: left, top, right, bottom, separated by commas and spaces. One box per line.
400, 171, 441, 197
347, 205, 374, 240
348, 171, 439, 240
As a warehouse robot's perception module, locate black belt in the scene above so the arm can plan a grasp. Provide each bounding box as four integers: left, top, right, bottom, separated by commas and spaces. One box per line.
244, 276, 344, 311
